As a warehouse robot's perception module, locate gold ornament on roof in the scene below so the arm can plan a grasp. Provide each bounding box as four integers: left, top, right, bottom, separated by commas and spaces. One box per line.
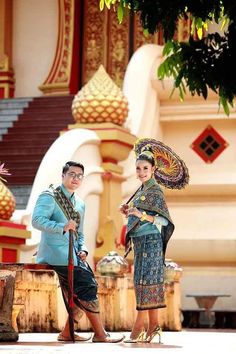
71, 65, 129, 126
0, 181, 16, 220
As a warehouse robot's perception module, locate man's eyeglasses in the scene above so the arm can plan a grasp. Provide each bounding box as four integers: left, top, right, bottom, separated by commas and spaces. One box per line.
67, 172, 84, 180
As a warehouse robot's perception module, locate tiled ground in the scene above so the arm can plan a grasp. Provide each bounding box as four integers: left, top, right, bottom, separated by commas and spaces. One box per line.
0, 329, 236, 354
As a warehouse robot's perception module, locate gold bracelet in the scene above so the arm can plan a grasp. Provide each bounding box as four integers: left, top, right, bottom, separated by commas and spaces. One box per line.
140, 211, 147, 221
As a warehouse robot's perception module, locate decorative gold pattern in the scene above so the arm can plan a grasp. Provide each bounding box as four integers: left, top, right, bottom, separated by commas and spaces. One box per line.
82, 0, 107, 84
107, 9, 130, 88
38, 0, 195, 96
82, 0, 130, 88
72, 65, 128, 125
0, 0, 15, 98
0, 181, 16, 220
0, 56, 9, 70
133, 14, 160, 52
133, 13, 191, 52
55, 0, 74, 83
174, 17, 192, 42
39, 0, 74, 94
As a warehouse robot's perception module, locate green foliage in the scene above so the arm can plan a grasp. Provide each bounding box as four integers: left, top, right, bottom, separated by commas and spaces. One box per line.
158, 25, 236, 115
100, 0, 236, 114
117, 2, 124, 24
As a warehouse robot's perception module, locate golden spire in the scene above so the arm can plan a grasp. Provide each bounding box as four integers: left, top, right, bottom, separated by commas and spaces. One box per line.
0, 181, 16, 220
72, 65, 129, 126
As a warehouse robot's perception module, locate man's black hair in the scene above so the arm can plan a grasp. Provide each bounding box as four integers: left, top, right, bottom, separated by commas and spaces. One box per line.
62, 161, 84, 174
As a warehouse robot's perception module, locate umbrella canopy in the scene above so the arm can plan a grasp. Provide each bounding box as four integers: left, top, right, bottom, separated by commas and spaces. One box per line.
134, 138, 189, 189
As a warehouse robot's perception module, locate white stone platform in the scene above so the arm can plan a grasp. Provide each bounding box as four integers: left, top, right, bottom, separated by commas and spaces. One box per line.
0, 329, 236, 354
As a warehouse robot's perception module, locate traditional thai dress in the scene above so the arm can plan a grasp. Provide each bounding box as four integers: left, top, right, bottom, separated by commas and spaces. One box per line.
125, 178, 174, 311
32, 184, 99, 314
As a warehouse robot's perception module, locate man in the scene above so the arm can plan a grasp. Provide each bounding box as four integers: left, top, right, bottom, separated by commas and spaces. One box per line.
32, 161, 123, 343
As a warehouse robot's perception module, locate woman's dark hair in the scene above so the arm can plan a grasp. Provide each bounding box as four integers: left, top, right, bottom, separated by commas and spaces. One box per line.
136, 154, 155, 166
136, 147, 155, 166
62, 161, 84, 174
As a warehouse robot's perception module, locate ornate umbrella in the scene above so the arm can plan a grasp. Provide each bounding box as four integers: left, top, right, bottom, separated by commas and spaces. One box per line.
134, 138, 189, 189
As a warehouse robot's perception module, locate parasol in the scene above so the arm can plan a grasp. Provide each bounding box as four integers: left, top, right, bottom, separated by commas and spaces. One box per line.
134, 138, 189, 189
68, 230, 75, 342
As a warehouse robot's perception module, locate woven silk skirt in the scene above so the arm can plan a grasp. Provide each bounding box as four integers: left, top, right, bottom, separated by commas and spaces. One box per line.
53, 258, 100, 314
132, 233, 166, 311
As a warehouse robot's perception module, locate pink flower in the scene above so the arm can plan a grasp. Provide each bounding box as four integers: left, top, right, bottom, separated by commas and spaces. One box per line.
0, 163, 11, 182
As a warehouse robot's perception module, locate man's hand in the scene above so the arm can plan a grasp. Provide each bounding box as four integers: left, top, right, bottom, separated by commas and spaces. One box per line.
63, 219, 77, 233
78, 251, 87, 262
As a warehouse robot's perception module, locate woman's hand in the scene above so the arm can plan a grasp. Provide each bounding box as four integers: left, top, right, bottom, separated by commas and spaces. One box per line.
119, 203, 129, 216
127, 207, 142, 219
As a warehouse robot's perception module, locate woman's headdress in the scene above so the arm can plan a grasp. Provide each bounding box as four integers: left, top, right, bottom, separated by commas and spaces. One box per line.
137, 144, 155, 164
134, 138, 189, 189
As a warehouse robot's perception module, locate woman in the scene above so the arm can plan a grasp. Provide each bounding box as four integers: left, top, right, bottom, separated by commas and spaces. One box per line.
120, 148, 174, 343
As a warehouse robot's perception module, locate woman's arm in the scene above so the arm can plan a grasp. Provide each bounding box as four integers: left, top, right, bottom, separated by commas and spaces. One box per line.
127, 207, 168, 226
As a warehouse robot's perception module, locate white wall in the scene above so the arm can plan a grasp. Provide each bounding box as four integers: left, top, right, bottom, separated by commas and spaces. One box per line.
162, 119, 236, 183
13, 0, 58, 97
181, 267, 236, 310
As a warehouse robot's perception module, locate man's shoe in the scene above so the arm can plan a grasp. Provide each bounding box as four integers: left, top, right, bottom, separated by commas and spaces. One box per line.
57, 332, 91, 342
92, 333, 124, 343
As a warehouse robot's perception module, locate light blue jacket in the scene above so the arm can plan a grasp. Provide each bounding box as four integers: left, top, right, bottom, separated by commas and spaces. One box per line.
32, 184, 88, 266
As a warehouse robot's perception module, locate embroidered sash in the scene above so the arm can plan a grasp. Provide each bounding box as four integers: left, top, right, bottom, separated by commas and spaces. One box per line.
125, 178, 174, 258
49, 185, 81, 239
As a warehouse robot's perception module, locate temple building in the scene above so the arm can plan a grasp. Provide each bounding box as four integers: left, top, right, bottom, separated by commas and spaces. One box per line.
0, 0, 236, 330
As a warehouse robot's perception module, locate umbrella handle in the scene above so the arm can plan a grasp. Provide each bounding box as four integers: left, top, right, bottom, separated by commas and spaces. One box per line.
68, 230, 74, 306
68, 230, 74, 264
125, 186, 141, 204
68, 230, 75, 341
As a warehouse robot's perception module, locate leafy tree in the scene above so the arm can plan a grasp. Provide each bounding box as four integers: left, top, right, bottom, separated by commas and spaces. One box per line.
99, 0, 236, 115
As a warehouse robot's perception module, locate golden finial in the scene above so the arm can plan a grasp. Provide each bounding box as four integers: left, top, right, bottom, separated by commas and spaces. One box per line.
71, 65, 129, 126
0, 182, 16, 220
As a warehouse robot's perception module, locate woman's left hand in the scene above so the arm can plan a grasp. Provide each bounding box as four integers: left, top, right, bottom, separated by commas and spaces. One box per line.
127, 207, 142, 218
78, 251, 87, 262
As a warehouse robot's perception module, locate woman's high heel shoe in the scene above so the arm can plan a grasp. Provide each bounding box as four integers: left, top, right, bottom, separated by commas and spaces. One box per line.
123, 329, 146, 343
145, 327, 162, 343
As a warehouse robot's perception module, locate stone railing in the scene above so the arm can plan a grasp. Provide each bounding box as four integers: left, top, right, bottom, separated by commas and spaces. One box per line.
0, 262, 182, 341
